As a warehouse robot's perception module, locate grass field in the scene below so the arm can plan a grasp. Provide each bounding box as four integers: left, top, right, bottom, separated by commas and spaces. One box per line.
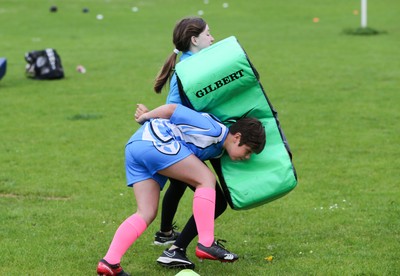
1, 0, 399, 275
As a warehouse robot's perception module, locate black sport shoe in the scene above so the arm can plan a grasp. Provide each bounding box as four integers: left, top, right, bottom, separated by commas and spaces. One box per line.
96, 259, 130, 276
157, 248, 195, 269
154, 229, 180, 246
195, 240, 239, 262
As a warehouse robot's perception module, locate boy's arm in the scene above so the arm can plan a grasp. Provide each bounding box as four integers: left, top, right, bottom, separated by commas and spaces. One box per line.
135, 104, 177, 124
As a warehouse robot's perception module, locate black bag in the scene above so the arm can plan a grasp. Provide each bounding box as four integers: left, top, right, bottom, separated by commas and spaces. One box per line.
25, 48, 64, 80
0, 57, 6, 80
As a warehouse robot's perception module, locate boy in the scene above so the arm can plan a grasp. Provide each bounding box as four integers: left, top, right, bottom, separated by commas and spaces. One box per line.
97, 104, 265, 275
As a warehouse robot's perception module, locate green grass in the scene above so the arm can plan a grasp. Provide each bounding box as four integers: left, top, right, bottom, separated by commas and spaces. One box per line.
1, 0, 399, 275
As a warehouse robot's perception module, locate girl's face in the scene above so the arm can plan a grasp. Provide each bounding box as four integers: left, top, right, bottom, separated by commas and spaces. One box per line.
192, 25, 214, 52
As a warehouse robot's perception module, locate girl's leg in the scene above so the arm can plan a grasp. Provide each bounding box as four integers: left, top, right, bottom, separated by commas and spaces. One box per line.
103, 179, 160, 264
159, 179, 187, 232
158, 155, 216, 247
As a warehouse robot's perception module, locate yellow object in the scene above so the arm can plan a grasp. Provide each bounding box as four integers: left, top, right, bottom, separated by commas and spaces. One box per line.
265, 256, 274, 262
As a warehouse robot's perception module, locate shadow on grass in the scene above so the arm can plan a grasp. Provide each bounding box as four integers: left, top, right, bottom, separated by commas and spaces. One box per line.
1, 193, 71, 201
67, 113, 103, 121
343, 27, 388, 36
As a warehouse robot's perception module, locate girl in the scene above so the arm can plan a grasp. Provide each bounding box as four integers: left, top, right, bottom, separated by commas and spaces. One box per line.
146, 17, 231, 269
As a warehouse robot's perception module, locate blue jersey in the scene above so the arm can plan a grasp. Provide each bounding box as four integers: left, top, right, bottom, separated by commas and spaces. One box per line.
125, 104, 228, 188
166, 51, 193, 104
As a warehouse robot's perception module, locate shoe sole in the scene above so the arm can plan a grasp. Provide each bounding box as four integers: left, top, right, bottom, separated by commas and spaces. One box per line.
157, 258, 195, 269
153, 240, 176, 246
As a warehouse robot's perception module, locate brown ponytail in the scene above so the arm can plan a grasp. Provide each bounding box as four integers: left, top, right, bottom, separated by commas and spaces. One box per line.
154, 17, 207, 93
154, 53, 178, 93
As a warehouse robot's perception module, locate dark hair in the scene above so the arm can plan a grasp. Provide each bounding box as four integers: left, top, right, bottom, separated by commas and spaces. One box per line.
229, 117, 266, 154
154, 17, 207, 93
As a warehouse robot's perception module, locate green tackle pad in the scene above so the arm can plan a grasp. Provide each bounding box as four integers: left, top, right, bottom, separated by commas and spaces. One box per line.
175, 36, 297, 210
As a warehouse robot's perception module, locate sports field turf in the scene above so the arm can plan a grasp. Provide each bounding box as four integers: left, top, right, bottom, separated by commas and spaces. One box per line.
1, 0, 399, 275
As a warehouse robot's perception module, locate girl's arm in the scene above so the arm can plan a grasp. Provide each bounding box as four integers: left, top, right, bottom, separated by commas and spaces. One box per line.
135, 104, 177, 124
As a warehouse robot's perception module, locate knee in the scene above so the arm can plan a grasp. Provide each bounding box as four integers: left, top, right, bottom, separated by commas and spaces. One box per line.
204, 173, 216, 188
148, 211, 157, 224
190, 171, 216, 189
137, 209, 158, 226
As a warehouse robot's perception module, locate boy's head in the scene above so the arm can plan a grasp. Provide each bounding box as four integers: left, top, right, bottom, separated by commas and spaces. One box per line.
225, 117, 266, 161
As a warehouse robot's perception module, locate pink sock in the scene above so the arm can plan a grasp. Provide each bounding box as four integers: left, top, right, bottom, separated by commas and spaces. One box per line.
193, 187, 216, 247
103, 213, 147, 264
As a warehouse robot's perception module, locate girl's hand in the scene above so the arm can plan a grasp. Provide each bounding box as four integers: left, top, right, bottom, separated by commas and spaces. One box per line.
135, 104, 149, 124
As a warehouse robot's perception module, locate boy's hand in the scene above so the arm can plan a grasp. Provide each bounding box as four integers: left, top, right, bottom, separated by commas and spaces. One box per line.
135, 104, 149, 124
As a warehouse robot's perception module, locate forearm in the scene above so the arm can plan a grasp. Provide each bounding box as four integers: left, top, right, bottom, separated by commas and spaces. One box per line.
136, 104, 177, 123
148, 104, 177, 119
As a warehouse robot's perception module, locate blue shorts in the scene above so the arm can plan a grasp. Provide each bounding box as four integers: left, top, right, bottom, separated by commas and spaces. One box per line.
125, 140, 192, 189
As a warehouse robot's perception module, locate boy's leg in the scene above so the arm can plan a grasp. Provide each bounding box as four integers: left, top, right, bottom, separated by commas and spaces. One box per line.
192, 186, 216, 246
193, 158, 238, 262
158, 155, 237, 262
101, 180, 160, 265
167, 159, 228, 249
156, 183, 227, 269
173, 183, 227, 249
103, 213, 147, 265
158, 155, 216, 246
